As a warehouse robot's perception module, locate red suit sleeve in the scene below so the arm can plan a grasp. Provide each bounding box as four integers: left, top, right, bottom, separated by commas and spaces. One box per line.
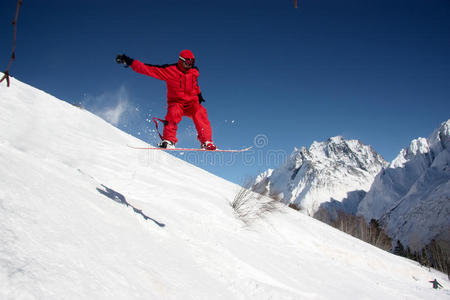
194, 69, 201, 94
130, 60, 170, 81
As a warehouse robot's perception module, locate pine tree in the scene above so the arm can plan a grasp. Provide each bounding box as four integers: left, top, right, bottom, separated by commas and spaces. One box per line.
394, 240, 406, 257
406, 247, 413, 259
420, 248, 430, 267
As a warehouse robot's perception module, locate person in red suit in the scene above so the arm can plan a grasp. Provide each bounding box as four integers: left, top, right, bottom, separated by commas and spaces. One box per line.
116, 50, 216, 150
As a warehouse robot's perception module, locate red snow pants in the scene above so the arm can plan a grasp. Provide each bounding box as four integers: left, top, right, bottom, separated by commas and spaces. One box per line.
163, 101, 212, 144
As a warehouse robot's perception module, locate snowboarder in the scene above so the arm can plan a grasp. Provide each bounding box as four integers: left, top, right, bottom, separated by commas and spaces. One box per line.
116, 50, 216, 150
429, 279, 443, 289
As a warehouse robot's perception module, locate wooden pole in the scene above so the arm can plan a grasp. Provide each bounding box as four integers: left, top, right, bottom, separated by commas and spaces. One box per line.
1, 0, 23, 87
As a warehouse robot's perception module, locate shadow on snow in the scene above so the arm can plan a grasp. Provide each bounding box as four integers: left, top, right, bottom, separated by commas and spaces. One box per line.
96, 184, 165, 227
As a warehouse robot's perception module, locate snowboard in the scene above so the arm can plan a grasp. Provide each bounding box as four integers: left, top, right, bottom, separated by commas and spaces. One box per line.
127, 145, 252, 152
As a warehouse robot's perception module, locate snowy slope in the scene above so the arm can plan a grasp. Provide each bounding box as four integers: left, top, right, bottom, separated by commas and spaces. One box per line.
254, 137, 388, 216
0, 76, 448, 299
358, 120, 450, 250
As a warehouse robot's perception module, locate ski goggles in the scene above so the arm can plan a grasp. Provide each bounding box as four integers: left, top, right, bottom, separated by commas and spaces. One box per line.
179, 56, 195, 66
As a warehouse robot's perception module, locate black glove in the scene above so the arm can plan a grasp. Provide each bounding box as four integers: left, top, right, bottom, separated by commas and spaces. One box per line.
198, 93, 206, 103
116, 54, 134, 67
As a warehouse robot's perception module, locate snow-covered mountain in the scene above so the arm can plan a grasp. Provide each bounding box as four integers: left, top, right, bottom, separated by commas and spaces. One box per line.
357, 120, 450, 251
0, 76, 448, 299
254, 136, 388, 216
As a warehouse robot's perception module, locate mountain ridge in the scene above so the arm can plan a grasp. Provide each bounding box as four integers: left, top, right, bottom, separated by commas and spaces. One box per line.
254, 136, 388, 216
358, 119, 450, 251
255, 119, 449, 255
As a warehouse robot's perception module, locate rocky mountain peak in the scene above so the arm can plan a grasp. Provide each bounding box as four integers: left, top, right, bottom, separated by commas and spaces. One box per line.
357, 119, 450, 251
255, 137, 387, 216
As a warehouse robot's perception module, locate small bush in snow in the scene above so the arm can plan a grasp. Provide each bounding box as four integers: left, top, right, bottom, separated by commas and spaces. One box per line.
231, 178, 281, 225
288, 203, 302, 211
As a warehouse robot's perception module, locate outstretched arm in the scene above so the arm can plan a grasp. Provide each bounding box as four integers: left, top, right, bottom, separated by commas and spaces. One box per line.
130, 60, 170, 81
116, 54, 169, 81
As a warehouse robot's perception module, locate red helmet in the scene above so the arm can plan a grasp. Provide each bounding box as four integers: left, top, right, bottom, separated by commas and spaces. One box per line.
179, 49, 195, 60
178, 49, 195, 68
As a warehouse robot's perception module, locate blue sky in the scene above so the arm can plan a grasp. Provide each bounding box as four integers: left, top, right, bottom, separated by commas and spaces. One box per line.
1, 0, 449, 184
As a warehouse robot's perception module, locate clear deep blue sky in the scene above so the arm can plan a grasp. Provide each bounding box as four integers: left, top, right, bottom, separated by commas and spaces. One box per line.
1, 0, 449, 184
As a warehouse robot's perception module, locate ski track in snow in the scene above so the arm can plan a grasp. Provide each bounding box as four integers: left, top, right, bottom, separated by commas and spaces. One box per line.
0, 76, 449, 299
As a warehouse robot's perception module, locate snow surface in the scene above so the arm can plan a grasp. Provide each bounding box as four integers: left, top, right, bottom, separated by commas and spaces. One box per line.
0, 76, 449, 299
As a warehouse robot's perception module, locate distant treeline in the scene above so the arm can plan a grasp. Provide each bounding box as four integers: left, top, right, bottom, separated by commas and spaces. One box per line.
313, 207, 449, 278
394, 239, 449, 278
314, 208, 392, 251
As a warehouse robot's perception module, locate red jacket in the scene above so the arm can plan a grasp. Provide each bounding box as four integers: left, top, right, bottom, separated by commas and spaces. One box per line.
131, 60, 201, 103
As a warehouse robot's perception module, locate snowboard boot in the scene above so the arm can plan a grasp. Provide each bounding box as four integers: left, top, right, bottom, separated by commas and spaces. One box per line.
201, 141, 217, 151
158, 140, 176, 149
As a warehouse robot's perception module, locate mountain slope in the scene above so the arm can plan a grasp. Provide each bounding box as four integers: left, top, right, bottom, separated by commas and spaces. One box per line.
0, 76, 448, 299
254, 137, 388, 216
358, 120, 450, 250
